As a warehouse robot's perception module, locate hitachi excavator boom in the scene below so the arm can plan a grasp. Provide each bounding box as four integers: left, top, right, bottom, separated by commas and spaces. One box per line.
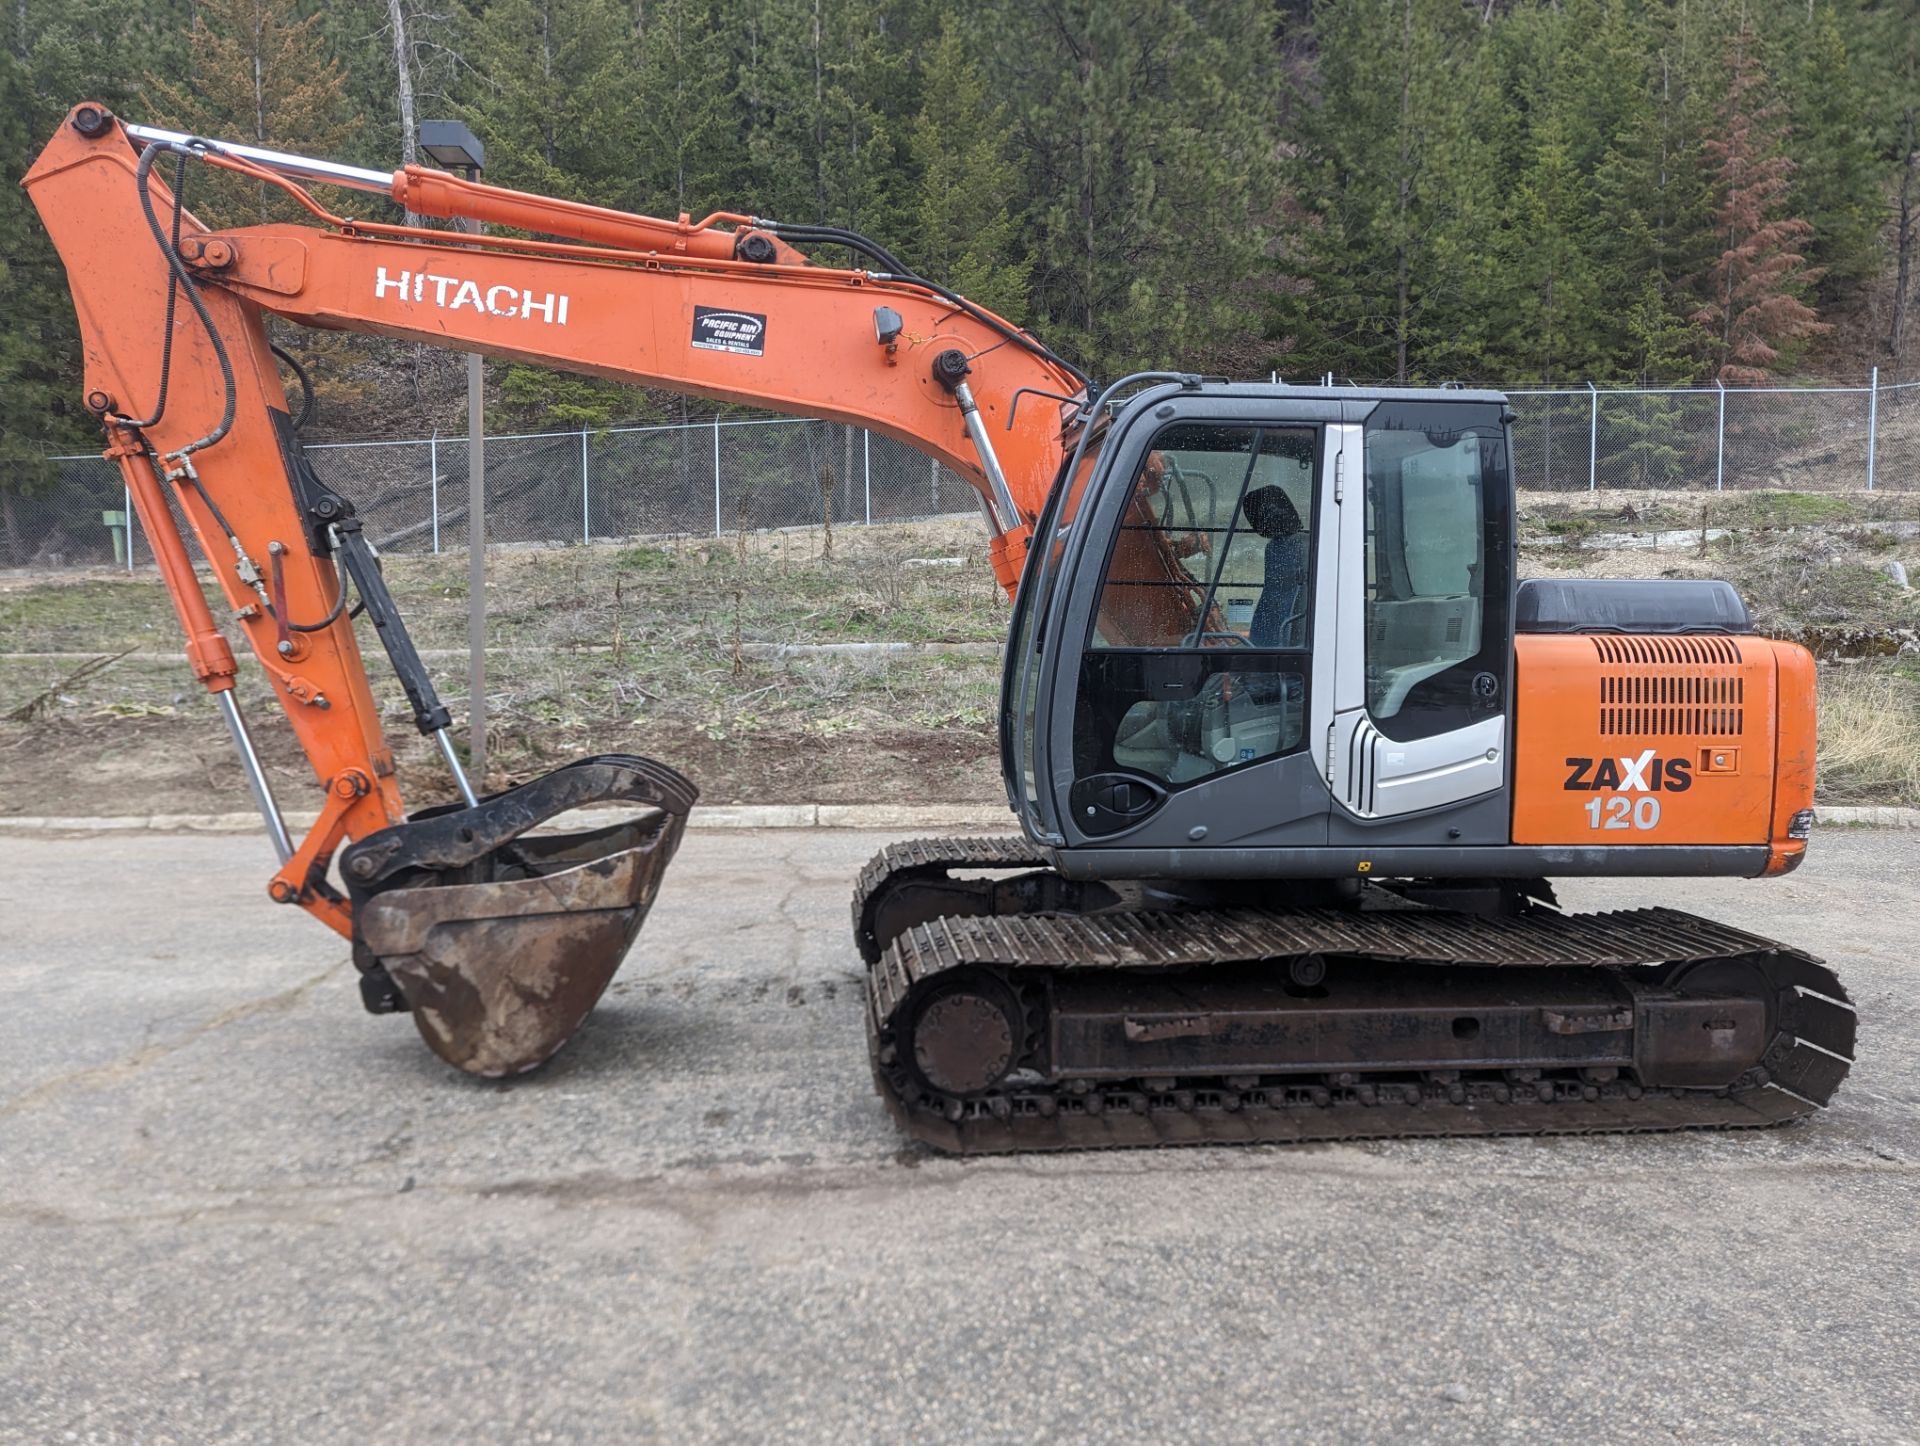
24, 103, 1084, 1075
25, 104, 1853, 1135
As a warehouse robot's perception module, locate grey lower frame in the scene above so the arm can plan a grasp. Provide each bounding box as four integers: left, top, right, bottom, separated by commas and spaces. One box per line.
1050, 844, 1776, 882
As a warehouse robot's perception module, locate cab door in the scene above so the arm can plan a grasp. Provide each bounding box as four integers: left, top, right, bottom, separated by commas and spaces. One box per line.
1007, 389, 1344, 853
1324, 399, 1512, 842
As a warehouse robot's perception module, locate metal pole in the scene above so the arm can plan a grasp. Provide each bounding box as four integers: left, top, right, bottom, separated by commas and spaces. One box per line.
863, 428, 872, 525
1867, 366, 1879, 492
1715, 380, 1726, 492
465, 203, 487, 782
124, 480, 134, 573
712, 416, 722, 536
430, 432, 440, 554
1587, 381, 1599, 492
580, 426, 591, 543
1544, 400, 1552, 490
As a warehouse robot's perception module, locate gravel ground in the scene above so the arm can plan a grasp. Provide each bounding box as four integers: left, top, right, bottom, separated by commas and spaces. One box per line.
0, 826, 1915, 1443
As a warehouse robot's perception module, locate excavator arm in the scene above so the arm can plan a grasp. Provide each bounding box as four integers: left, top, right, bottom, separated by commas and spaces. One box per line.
23, 104, 1093, 1074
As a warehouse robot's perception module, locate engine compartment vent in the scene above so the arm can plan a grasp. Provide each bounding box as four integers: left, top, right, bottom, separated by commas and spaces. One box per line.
1592, 634, 1744, 666
1595, 639, 1746, 736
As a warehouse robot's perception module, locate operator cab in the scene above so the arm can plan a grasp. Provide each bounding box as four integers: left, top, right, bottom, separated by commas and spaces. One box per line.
1000, 383, 1514, 875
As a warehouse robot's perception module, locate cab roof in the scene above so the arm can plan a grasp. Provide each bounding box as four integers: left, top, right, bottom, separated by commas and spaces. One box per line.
1190, 380, 1510, 406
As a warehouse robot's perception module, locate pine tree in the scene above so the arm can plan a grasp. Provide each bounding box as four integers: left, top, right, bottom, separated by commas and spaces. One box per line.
981, 0, 1278, 378
0, 0, 189, 560
1773, 2, 1882, 299
1580, 1, 1715, 382
1274, 0, 1484, 382
1525, 0, 1708, 381
1598, 281, 1699, 485
628, 0, 734, 218
299, 0, 442, 174
141, 0, 371, 421
728, 0, 916, 248
1639, 4, 1725, 321
907, 16, 1029, 319
1508, 122, 1609, 380
1871, 6, 1918, 364
452, 0, 648, 429
457, 0, 634, 204
1691, 17, 1829, 383
1890, 100, 1917, 363
1621, 273, 1706, 383
146, 0, 359, 225
0, 50, 84, 561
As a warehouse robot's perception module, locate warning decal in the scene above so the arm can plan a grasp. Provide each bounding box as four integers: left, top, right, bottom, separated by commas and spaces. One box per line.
691, 306, 767, 356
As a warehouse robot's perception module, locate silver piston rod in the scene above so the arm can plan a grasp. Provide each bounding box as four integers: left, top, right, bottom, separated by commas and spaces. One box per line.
929, 348, 1021, 534
435, 727, 480, 808
123, 123, 394, 196
216, 689, 294, 863
953, 380, 1021, 531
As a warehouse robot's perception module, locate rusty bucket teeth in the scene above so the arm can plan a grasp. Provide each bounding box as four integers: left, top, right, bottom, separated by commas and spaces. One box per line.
341, 754, 697, 1076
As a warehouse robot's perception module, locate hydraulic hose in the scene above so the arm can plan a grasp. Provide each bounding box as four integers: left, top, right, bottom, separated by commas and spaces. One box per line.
270, 341, 317, 433
119, 151, 188, 430
763, 220, 1091, 390
133, 140, 237, 458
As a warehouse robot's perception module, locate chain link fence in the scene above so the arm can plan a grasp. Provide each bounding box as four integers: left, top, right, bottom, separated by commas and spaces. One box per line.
8, 379, 1917, 571
9, 416, 976, 571
1507, 375, 1917, 493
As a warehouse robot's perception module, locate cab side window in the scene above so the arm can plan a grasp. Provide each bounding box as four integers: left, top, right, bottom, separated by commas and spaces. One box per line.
1362, 405, 1510, 741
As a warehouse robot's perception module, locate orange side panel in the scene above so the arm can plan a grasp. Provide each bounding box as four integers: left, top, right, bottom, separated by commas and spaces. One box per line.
1512, 633, 1783, 847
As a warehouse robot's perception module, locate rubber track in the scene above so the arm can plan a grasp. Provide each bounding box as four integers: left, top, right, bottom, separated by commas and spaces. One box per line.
864, 901, 1857, 1155
851, 835, 1047, 964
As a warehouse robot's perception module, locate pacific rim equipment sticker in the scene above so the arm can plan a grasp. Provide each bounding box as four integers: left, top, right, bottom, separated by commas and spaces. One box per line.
691, 306, 767, 356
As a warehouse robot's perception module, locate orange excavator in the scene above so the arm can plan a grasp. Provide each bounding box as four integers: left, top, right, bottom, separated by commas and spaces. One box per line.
25, 105, 1854, 1151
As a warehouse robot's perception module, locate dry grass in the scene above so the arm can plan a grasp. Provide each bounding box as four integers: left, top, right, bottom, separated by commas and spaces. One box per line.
1519, 488, 1920, 644
370, 521, 1009, 767
3, 508, 1917, 812
1815, 663, 1920, 806
0, 520, 1014, 814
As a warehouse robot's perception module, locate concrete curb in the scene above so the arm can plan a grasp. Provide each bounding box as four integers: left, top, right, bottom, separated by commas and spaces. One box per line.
0, 802, 1021, 837
1, 802, 1913, 837
1814, 805, 1920, 828
0, 641, 1003, 663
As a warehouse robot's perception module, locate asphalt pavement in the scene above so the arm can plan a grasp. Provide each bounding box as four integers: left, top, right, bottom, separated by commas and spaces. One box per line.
1, 826, 1916, 1443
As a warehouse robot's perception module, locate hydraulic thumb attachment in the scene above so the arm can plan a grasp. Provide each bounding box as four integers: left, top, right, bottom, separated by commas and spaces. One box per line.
343, 755, 698, 1076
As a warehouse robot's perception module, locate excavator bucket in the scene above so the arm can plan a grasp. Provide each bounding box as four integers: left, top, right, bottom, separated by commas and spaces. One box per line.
340, 755, 697, 1076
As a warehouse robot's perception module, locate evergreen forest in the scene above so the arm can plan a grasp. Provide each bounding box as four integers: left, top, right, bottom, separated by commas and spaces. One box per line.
1, 0, 1914, 458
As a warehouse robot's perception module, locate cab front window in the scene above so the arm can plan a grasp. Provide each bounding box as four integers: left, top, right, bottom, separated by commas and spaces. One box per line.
1074, 423, 1318, 789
